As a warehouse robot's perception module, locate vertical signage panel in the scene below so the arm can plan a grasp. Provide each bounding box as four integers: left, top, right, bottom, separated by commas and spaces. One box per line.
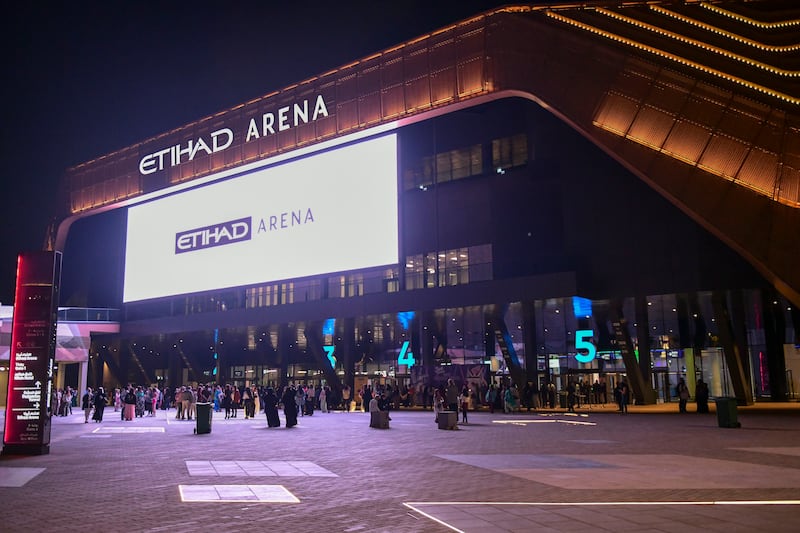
2, 251, 62, 456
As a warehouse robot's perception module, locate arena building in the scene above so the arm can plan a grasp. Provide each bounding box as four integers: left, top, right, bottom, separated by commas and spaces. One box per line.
37, 0, 800, 406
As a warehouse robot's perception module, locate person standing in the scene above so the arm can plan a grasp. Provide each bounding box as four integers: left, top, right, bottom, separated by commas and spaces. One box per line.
82, 387, 94, 423
319, 386, 328, 413
186, 386, 197, 421
232, 387, 241, 418
615, 380, 629, 414
92, 387, 108, 422
135, 386, 145, 418
677, 378, 690, 413
486, 384, 497, 413
242, 386, 253, 419
252, 386, 261, 416
445, 379, 459, 412
306, 384, 316, 415
123, 387, 136, 421
282, 385, 298, 428
341, 385, 351, 412
213, 385, 223, 413
459, 386, 470, 424
567, 381, 577, 412
296, 386, 306, 417
696, 379, 710, 413
263, 387, 281, 427
433, 388, 444, 423
63, 387, 74, 416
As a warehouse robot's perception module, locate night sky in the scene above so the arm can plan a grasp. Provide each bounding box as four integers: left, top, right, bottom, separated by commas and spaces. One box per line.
0, 0, 522, 305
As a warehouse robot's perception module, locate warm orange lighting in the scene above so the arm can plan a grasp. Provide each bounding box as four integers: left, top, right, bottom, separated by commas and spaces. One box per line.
596, 7, 800, 75
651, 5, 800, 52
546, 11, 800, 106
700, 2, 800, 29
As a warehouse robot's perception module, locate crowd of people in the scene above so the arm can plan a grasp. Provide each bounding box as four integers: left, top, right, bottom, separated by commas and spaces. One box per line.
66, 375, 714, 426
73, 382, 346, 427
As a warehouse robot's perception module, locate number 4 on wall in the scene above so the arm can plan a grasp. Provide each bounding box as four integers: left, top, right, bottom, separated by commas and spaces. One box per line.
397, 340, 415, 367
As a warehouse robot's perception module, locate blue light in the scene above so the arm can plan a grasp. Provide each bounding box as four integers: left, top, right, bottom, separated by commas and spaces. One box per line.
572, 296, 592, 318
323, 345, 336, 367
322, 318, 335, 336
397, 311, 415, 330
397, 340, 415, 367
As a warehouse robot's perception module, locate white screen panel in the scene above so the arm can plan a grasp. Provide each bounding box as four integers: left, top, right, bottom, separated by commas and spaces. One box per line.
123, 134, 398, 302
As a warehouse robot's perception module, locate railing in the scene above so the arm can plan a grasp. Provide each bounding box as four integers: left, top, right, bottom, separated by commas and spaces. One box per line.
57, 307, 120, 322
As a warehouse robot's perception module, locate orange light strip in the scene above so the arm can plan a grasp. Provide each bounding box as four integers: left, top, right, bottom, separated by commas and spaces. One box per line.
700, 2, 800, 29
546, 11, 800, 106
650, 5, 800, 52
591, 117, 800, 208
596, 7, 799, 76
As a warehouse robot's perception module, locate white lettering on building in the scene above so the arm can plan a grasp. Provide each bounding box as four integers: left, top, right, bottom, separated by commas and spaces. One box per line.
140, 95, 330, 175
139, 128, 233, 175
245, 94, 329, 142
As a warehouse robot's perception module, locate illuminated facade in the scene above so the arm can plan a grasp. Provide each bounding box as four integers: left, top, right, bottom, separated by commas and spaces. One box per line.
52, 0, 800, 404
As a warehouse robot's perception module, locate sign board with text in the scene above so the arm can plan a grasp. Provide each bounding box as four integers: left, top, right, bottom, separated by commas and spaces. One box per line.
3, 251, 61, 456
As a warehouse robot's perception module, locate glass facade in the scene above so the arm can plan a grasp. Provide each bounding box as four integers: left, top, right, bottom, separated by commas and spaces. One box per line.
62, 97, 795, 405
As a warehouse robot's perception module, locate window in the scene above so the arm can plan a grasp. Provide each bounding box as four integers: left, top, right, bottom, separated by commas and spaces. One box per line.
403, 144, 482, 190
404, 244, 492, 289
492, 133, 528, 171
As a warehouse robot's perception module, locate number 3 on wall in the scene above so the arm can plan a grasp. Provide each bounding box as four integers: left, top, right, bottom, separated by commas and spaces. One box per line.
575, 329, 597, 363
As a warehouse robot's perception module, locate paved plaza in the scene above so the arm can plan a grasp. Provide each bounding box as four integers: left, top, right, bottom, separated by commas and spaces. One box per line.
1, 403, 800, 532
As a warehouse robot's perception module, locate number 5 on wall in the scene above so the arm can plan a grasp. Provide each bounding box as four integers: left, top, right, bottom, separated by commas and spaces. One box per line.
575, 329, 597, 363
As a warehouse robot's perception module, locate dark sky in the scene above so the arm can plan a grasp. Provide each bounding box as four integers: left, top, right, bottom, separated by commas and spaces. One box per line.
0, 0, 519, 305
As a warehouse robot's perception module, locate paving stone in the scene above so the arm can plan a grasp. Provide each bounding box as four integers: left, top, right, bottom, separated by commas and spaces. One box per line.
0, 405, 799, 531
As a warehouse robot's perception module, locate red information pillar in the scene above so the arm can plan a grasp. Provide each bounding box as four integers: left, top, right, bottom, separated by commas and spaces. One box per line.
2, 251, 62, 456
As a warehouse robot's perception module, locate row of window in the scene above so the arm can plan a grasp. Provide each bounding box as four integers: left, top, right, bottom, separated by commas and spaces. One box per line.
402, 133, 528, 191
405, 245, 493, 290
235, 245, 495, 311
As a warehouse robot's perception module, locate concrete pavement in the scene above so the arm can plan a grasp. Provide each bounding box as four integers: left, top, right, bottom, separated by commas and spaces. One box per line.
1, 402, 800, 532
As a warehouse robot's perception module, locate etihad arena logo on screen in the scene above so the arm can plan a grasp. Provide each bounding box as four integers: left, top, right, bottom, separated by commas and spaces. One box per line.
175, 217, 252, 254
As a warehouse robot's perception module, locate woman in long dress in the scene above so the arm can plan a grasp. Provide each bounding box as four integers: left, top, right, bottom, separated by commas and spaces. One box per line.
123, 388, 136, 421
92, 387, 108, 422
282, 386, 298, 428
263, 387, 281, 428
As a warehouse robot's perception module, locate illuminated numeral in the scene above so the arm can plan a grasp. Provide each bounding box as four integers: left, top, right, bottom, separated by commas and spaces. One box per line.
323, 345, 336, 367
575, 330, 596, 363
397, 341, 415, 367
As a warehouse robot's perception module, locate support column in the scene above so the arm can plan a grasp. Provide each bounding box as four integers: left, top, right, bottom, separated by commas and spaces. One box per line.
303, 321, 342, 391
634, 295, 654, 395
278, 324, 291, 388
609, 299, 657, 404
420, 310, 436, 367
487, 306, 526, 388
760, 289, 788, 401
342, 317, 356, 392
521, 301, 539, 385
731, 290, 753, 397
712, 290, 754, 404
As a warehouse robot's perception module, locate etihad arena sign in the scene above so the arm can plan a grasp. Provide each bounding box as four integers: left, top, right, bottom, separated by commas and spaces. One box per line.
138, 94, 330, 175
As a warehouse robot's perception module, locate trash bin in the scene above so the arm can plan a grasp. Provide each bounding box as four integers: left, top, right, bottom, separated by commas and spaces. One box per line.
370, 410, 390, 429
437, 410, 458, 430
714, 397, 740, 428
195, 402, 212, 434
558, 391, 568, 409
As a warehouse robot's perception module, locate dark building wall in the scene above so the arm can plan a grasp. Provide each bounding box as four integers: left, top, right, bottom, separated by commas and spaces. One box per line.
61, 97, 767, 312
405, 97, 766, 298
60, 209, 126, 307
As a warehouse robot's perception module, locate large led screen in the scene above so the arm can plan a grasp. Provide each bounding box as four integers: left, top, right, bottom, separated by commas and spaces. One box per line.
123, 134, 398, 302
